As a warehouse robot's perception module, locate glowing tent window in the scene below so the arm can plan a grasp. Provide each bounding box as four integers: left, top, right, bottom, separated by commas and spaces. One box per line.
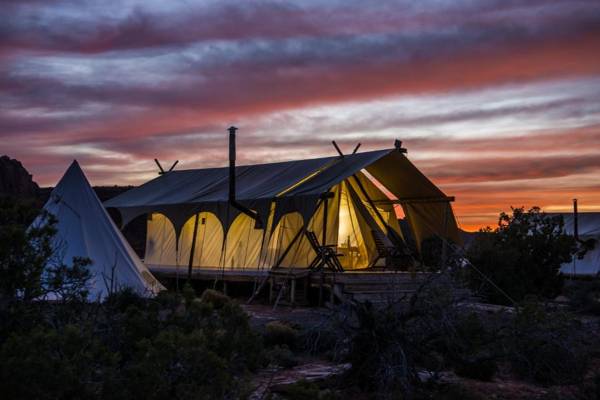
337, 184, 364, 269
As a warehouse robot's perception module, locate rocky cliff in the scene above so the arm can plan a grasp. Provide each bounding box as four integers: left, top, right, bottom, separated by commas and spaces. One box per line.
0, 155, 40, 197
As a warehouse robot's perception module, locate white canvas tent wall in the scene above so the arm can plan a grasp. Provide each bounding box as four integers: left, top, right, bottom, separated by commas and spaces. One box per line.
35, 161, 164, 299
106, 148, 460, 272
553, 213, 600, 276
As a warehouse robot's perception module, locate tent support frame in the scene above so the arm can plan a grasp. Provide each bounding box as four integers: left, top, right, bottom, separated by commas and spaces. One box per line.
374, 196, 455, 205
350, 174, 407, 250
273, 225, 306, 268
187, 213, 200, 281
321, 192, 335, 246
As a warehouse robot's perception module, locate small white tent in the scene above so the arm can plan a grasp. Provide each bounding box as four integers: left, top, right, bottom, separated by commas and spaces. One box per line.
36, 161, 164, 299
556, 213, 600, 276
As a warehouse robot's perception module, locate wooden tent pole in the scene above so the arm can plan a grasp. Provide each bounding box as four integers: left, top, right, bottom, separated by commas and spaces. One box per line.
187, 213, 200, 281
320, 192, 334, 245
440, 205, 449, 269
273, 224, 306, 268
350, 174, 404, 247
322, 196, 328, 246
273, 199, 324, 268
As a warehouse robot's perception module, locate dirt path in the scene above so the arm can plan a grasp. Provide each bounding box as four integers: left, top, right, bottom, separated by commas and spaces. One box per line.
242, 304, 335, 330
249, 360, 350, 400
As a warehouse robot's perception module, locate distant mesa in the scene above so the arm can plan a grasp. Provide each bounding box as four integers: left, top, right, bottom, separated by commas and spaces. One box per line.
0, 155, 40, 197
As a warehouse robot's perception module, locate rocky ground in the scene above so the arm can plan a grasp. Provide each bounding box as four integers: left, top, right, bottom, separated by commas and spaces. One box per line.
244, 303, 600, 399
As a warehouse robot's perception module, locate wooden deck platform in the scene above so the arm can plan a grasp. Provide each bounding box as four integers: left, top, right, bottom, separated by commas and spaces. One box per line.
148, 265, 439, 306
148, 265, 269, 282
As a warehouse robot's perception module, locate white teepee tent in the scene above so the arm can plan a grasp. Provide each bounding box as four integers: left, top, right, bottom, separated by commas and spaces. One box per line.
36, 161, 164, 299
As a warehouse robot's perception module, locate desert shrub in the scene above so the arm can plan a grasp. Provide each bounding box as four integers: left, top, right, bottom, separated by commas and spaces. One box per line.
566, 280, 600, 315
155, 289, 183, 309
425, 383, 484, 400
104, 287, 147, 311
453, 357, 497, 382
199, 288, 231, 309
182, 282, 196, 305
467, 207, 576, 305
342, 278, 506, 398
577, 373, 600, 400
0, 325, 119, 400
0, 198, 265, 398
300, 323, 340, 357
212, 302, 264, 371
443, 312, 499, 381
266, 345, 298, 368
274, 379, 338, 400
507, 301, 589, 385
264, 320, 298, 348
346, 301, 416, 398
420, 236, 462, 271
117, 329, 236, 400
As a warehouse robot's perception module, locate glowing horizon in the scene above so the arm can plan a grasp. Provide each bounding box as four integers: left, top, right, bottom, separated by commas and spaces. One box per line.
2, 0, 599, 231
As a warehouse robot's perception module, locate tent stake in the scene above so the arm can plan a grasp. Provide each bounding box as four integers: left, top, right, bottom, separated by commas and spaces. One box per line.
187, 213, 200, 281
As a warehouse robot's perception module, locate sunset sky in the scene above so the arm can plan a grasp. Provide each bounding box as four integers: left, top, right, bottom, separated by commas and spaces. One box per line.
2, 0, 600, 230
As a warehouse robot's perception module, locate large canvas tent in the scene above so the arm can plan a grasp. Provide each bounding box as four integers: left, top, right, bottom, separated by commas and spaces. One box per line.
106, 148, 460, 272
553, 212, 600, 276
34, 161, 164, 299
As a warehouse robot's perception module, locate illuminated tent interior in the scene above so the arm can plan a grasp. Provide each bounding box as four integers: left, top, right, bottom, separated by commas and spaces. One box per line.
106, 148, 460, 272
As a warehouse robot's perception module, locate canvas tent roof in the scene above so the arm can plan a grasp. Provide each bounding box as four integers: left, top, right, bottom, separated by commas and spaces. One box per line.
550, 212, 600, 276
106, 148, 461, 247
35, 161, 164, 299
558, 212, 600, 237
105, 150, 393, 229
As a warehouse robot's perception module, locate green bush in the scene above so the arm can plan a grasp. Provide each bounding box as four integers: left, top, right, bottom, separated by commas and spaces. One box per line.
0, 198, 265, 399
118, 329, 235, 400
427, 383, 484, 400
0, 197, 91, 303
154, 290, 183, 309
346, 301, 414, 397
266, 345, 298, 368
182, 282, 196, 305
467, 207, 576, 305
199, 288, 231, 309
578, 373, 600, 400
420, 236, 462, 271
445, 312, 499, 381
105, 287, 147, 312
566, 280, 600, 315
507, 302, 589, 385
300, 324, 340, 357
0, 325, 119, 400
453, 356, 498, 381
264, 321, 298, 348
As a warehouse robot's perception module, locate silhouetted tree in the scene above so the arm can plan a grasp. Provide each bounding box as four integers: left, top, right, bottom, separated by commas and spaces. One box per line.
467, 207, 576, 304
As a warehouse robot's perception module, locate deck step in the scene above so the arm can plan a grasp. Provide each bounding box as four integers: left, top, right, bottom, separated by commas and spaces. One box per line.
342, 283, 422, 292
